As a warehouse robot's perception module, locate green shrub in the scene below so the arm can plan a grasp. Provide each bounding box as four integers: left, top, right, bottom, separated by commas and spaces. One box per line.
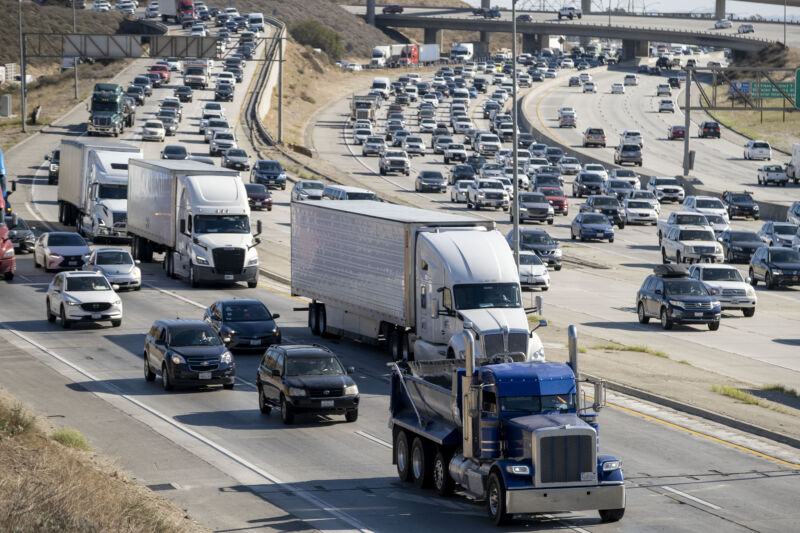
0, 404, 35, 436
52, 427, 91, 451
290, 20, 344, 60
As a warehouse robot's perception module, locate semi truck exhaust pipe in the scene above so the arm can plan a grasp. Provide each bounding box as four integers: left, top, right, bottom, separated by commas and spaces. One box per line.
568, 324, 579, 381
461, 323, 478, 460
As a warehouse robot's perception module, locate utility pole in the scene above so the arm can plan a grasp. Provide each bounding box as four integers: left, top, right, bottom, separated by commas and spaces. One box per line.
278, 33, 283, 144
682, 67, 691, 176
511, 0, 520, 270
73, 0, 78, 99
19, 0, 25, 132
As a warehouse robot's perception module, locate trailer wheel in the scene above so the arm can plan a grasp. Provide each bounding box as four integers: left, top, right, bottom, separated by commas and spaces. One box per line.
433, 448, 454, 496
317, 304, 327, 336
310, 303, 320, 335
395, 431, 412, 482
411, 437, 433, 488
487, 471, 511, 525
599, 508, 625, 522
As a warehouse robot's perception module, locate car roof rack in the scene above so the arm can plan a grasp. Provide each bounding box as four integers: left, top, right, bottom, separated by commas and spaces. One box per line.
653, 265, 689, 277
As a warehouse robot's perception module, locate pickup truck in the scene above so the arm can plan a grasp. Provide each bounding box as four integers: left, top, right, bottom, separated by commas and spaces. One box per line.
466, 178, 509, 211
657, 211, 710, 244
558, 6, 582, 19
757, 164, 788, 186
661, 225, 723, 264
379, 149, 410, 176
474, 133, 502, 155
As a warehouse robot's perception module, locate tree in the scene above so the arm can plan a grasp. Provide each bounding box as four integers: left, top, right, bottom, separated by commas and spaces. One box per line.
289, 21, 344, 60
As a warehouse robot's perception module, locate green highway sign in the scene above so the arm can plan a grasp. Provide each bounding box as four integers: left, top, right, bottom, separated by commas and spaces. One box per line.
796, 69, 799, 108
754, 81, 795, 99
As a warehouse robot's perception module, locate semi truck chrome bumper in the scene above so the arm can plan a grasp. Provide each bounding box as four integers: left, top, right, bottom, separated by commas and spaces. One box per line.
506, 483, 625, 514
196, 265, 258, 282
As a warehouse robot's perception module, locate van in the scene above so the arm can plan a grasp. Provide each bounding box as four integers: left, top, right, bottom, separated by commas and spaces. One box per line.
247, 12, 264, 33
451, 87, 470, 101
322, 185, 379, 201
371, 77, 390, 99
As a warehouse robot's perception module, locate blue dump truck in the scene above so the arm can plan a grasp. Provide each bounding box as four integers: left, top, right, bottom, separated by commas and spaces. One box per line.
389, 324, 625, 525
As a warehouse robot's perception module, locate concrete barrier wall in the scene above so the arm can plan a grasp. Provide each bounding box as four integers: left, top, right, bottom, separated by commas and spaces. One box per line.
256, 26, 285, 129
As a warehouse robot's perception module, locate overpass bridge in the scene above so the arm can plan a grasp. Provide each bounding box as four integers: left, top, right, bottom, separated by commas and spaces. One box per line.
347, 4, 791, 58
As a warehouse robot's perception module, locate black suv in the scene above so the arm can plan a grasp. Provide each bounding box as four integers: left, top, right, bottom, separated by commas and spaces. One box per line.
636, 265, 721, 331
203, 299, 281, 354
699, 121, 720, 139
143, 320, 235, 390
215, 82, 235, 102
506, 228, 562, 270
579, 195, 626, 227
448, 164, 476, 184
749, 246, 800, 289
721, 190, 759, 220
256, 345, 359, 424
572, 172, 603, 197
717, 229, 764, 264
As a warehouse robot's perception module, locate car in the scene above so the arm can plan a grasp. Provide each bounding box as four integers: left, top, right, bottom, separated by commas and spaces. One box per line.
647, 176, 686, 204
758, 221, 798, 248
46, 271, 123, 328
636, 265, 721, 330
559, 113, 577, 128
556, 157, 581, 176
202, 299, 281, 353
603, 179, 635, 202
572, 172, 603, 197
743, 140, 771, 160
704, 214, 731, 237
614, 144, 642, 166
717, 229, 764, 264
537, 186, 569, 216
143, 320, 235, 390
582, 81, 597, 93
390, 129, 410, 147
415, 171, 447, 193
44, 149, 60, 184
688, 264, 757, 316
125, 85, 145, 105
668, 76, 681, 89
544, 147, 565, 164
5, 213, 34, 253
222, 148, 251, 171
628, 190, 660, 213
749, 246, 800, 289
624, 74, 638, 86
619, 130, 643, 148
580, 195, 626, 227
465, 155, 487, 173
788, 201, 800, 226
352, 128, 372, 146
582, 127, 606, 148
244, 183, 272, 211
569, 76, 581, 87
737, 23, 755, 34
661, 225, 723, 264
667, 125, 685, 140
256, 344, 359, 424
757, 164, 788, 186
380, 150, 411, 176
131, 75, 153, 96
161, 144, 189, 160
656, 84, 672, 97
419, 118, 437, 133
251, 160, 287, 190
209, 131, 237, 156
516, 13, 532, 22
611, 83, 625, 94
467, 179, 509, 211
33, 232, 90, 272
443, 143, 467, 164
402, 136, 426, 157
82, 247, 141, 290
450, 180, 472, 203
141, 120, 166, 142
721, 190, 759, 220
362, 136, 386, 157
571, 212, 615, 243
291, 180, 325, 202
506, 228, 562, 270
383, 5, 403, 14
658, 100, 675, 113
516, 192, 554, 225
682, 195, 728, 221
699, 121, 721, 138
715, 19, 732, 29
173, 86, 193, 103
214, 81, 235, 102
518, 251, 550, 291
448, 165, 475, 186
623, 198, 658, 225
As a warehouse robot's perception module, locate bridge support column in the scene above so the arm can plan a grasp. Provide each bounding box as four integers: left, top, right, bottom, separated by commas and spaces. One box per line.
715, 0, 725, 20
424, 28, 443, 48
622, 39, 649, 60
480, 0, 491, 44
522, 34, 539, 55
366, 0, 375, 25
581, 0, 591, 14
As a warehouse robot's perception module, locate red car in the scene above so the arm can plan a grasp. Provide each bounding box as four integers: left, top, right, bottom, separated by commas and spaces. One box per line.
245, 183, 272, 211
383, 5, 404, 14
537, 186, 569, 216
0, 193, 15, 281
667, 125, 685, 140
149, 65, 170, 82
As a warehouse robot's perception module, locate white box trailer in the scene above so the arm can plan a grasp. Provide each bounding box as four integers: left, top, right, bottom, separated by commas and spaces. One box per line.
291, 200, 545, 362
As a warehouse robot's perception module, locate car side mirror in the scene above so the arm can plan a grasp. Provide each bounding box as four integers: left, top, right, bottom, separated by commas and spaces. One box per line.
45, 155, 50, 161
134, 259, 141, 265
271, 313, 280, 320
271, 368, 281, 377
347, 366, 355, 374
745, 276, 752, 284
180, 219, 186, 234
112, 284, 120, 291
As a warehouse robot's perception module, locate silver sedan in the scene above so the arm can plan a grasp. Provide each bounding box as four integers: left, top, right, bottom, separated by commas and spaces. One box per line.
83, 248, 142, 290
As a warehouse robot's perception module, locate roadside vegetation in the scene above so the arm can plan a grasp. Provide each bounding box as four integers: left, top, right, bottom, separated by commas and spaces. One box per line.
711, 384, 790, 414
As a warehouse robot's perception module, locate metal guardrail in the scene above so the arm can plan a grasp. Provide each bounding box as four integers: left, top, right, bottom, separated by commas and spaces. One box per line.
245, 17, 286, 148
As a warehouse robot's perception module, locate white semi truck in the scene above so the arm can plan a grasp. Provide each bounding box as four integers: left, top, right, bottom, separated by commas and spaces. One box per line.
126, 159, 262, 288
57, 138, 142, 240
291, 200, 545, 362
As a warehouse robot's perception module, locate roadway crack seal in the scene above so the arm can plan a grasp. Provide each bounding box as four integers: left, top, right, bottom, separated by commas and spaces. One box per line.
586, 372, 800, 451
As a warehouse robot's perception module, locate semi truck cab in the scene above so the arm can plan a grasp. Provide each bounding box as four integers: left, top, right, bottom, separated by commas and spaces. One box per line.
88, 84, 125, 137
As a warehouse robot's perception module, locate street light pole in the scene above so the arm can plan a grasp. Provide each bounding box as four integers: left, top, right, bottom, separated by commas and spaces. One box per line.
19, 0, 25, 133
784, 0, 787, 49
511, 0, 520, 270
73, 0, 78, 99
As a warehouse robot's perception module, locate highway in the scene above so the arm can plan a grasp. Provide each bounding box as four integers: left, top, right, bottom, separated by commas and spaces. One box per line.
2, 14, 800, 533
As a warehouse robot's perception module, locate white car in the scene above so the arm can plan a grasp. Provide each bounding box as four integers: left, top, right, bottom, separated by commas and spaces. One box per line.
450, 180, 472, 203
362, 136, 386, 156
620, 130, 643, 148
421, 93, 439, 107
656, 84, 672, 96
353, 119, 373, 131
583, 163, 609, 182
453, 117, 473, 133
582, 81, 597, 93
518, 251, 550, 291
443, 143, 467, 164
557, 157, 582, 175
419, 118, 437, 133
144, 2, 159, 17
688, 264, 757, 317
623, 74, 638, 86
611, 83, 625, 94
658, 99, 675, 113
579, 73, 592, 83
704, 214, 730, 236
628, 190, 660, 213
346, 63, 363, 71
92, 1, 111, 11
353, 128, 372, 145
683, 195, 729, 221
744, 140, 771, 160
402, 136, 426, 157
142, 120, 166, 142
46, 271, 123, 328
737, 24, 755, 34
715, 19, 733, 29
647, 176, 685, 203
623, 198, 658, 225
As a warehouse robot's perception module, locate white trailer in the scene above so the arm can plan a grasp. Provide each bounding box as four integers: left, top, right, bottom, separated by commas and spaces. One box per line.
291, 200, 545, 362
127, 159, 262, 287
57, 138, 142, 240
785, 143, 800, 184
418, 44, 440, 64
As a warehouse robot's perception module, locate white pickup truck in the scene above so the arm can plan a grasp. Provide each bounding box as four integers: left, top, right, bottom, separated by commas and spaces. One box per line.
657, 211, 710, 244
466, 178, 509, 211
558, 6, 582, 19
661, 225, 723, 264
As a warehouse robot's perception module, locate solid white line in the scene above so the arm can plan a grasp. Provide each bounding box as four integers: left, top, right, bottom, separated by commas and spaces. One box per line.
355, 431, 392, 449
0, 322, 374, 533
662, 485, 722, 510
143, 281, 206, 310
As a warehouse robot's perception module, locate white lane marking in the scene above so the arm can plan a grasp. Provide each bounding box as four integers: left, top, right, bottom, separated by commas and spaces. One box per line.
0, 322, 374, 533
549, 517, 591, 533
661, 485, 722, 510
26, 161, 56, 231
355, 431, 392, 449
143, 281, 206, 309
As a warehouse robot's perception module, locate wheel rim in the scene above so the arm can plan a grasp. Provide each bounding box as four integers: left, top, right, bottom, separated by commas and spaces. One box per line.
162, 367, 168, 388
638, 304, 644, 321
259, 388, 265, 409
488, 481, 500, 516
661, 310, 667, 327
434, 456, 444, 489
281, 398, 288, 418
412, 445, 423, 479
144, 357, 149, 376
397, 439, 407, 474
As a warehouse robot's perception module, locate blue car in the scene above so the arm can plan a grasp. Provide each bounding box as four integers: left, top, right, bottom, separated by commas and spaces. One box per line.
468, 86, 478, 98
250, 160, 287, 190
571, 212, 615, 242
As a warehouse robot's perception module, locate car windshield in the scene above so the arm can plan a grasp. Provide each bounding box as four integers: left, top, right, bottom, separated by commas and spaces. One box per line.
705, 215, 726, 224
764, 165, 783, 172
701, 268, 743, 282
675, 214, 707, 225
730, 232, 761, 242
255, 161, 281, 172
420, 171, 444, 179
169, 326, 222, 347
519, 253, 543, 266
226, 149, 247, 158
8, 216, 27, 230
730, 195, 753, 203
145, 122, 162, 128
610, 181, 632, 189
96, 251, 133, 265
655, 178, 680, 186
479, 181, 503, 189
584, 165, 604, 171
208, 120, 228, 129
520, 232, 554, 245
696, 199, 723, 208
753, 142, 770, 149
561, 158, 579, 165
615, 169, 637, 177
627, 201, 651, 209
582, 214, 609, 224
65, 276, 111, 291
223, 302, 271, 321
499, 394, 575, 414
770, 250, 800, 262
593, 197, 619, 207
193, 215, 249, 234
453, 283, 521, 310
285, 355, 345, 376
48, 234, 85, 247
520, 193, 547, 203
164, 146, 186, 156
245, 183, 268, 194
679, 230, 715, 241
773, 225, 797, 235
664, 280, 709, 296
581, 174, 602, 183
215, 133, 234, 141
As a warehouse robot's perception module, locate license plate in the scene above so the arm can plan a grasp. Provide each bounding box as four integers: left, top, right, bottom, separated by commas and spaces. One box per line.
694, 312, 703, 317
320, 400, 334, 408
255, 201, 262, 206
198, 372, 212, 380
250, 339, 261, 346
91, 313, 101, 319
224, 274, 234, 280
67, 261, 77, 266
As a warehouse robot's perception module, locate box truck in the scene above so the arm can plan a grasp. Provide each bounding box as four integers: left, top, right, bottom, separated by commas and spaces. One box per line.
291, 200, 545, 362
161, 0, 195, 25
126, 160, 261, 288
57, 139, 142, 240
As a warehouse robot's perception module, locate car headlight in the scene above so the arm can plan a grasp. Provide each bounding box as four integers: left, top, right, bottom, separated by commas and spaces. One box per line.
112, 298, 121, 306
345, 384, 359, 395
220, 351, 233, 364
708, 288, 721, 296
247, 257, 258, 266
288, 387, 307, 397
505, 465, 531, 475
753, 205, 759, 211
772, 269, 783, 275
195, 255, 209, 265
132, 268, 141, 279
746, 286, 756, 296
553, 248, 562, 257
170, 353, 186, 365
732, 246, 743, 251
65, 299, 81, 306
669, 300, 686, 308
602, 460, 622, 471
2, 248, 13, 258
49, 253, 62, 259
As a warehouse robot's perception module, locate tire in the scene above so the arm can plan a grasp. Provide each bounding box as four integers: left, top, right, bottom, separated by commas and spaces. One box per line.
345, 409, 358, 422
637, 302, 649, 324
662, 248, 669, 264
46, 300, 56, 322
609, 237, 614, 243
144, 354, 155, 381
749, 269, 758, 286
708, 320, 720, 331
554, 265, 562, 271
433, 448, 454, 496
660, 307, 673, 330
280, 394, 294, 424
571, 231, 576, 240
411, 437, 433, 489
223, 383, 234, 390
599, 508, 625, 523
395, 431, 412, 482
190, 265, 199, 288
399, 330, 411, 361
60, 306, 71, 329
34, 252, 41, 268
487, 471, 511, 526
258, 385, 272, 414
318, 304, 327, 336
547, 219, 554, 225
676, 252, 682, 264
161, 364, 173, 391
310, 303, 321, 336
247, 280, 258, 288
766, 273, 774, 290
111, 319, 122, 327
618, 222, 625, 230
